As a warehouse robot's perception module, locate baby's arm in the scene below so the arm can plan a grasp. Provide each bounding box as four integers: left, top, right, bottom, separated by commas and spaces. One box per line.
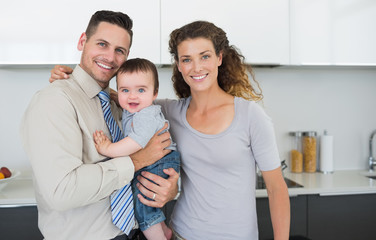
93, 130, 142, 158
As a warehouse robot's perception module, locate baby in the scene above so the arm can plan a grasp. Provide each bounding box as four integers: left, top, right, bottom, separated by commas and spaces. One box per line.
94, 58, 180, 240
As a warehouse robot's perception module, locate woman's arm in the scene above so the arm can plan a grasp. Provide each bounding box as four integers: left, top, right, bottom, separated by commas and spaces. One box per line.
262, 167, 290, 240
49, 65, 73, 82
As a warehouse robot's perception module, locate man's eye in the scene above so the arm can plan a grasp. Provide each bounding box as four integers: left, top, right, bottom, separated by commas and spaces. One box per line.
98, 42, 106, 47
116, 49, 125, 55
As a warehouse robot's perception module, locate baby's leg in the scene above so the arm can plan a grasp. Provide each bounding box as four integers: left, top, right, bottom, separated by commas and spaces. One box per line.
161, 221, 172, 240
142, 222, 167, 240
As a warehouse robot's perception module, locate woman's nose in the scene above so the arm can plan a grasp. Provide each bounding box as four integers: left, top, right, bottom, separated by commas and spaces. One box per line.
193, 60, 202, 72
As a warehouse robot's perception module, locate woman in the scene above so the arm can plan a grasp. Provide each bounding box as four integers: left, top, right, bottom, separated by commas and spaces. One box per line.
51, 20, 290, 240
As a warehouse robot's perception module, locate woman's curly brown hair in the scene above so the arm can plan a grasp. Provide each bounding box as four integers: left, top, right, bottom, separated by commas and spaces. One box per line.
168, 21, 263, 101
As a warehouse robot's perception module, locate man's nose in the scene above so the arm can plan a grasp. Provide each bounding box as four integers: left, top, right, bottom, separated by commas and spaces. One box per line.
103, 49, 115, 63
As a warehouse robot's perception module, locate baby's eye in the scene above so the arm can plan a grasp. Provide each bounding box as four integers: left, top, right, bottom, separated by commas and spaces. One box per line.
138, 88, 145, 93
122, 89, 129, 93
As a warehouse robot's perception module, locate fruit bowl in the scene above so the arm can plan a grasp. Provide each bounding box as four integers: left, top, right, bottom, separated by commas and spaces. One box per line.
0, 169, 21, 191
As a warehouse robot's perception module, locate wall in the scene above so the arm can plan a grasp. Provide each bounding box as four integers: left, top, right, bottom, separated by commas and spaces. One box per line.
1, 66, 376, 173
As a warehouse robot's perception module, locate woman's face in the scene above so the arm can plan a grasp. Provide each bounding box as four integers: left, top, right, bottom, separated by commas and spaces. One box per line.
177, 37, 222, 94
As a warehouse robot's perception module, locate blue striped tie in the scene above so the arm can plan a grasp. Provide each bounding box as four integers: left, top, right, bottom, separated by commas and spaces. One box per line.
97, 91, 135, 235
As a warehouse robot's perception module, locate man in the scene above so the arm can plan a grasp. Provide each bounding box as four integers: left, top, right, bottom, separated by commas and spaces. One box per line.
21, 10, 178, 240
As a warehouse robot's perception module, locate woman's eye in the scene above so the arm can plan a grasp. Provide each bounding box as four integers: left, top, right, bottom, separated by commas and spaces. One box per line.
202, 55, 209, 60
182, 58, 190, 63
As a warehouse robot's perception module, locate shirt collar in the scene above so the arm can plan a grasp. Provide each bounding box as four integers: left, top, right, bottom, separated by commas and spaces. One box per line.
72, 65, 110, 98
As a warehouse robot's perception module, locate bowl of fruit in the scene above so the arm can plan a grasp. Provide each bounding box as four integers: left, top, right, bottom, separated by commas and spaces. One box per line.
0, 167, 21, 191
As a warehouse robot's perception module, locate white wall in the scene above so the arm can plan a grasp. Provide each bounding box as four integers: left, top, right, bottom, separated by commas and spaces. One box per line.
1, 66, 376, 172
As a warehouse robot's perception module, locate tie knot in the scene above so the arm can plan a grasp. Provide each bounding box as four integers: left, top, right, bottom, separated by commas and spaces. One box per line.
98, 91, 110, 103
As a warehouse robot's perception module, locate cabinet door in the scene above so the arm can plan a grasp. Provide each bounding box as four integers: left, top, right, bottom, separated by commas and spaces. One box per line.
307, 194, 376, 240
0, 0, 160, 65
256, 196, 307, 239
0, 206, 43, 239
160, 0, 289, 65
290, 0, 376, 66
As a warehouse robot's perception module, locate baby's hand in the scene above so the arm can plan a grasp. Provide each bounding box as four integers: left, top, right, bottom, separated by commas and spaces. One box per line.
93, 130, 111, 155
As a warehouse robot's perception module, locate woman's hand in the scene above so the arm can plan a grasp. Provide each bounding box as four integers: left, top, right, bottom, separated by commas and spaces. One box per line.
49, 65, 73, 83
136, 168, 179, 208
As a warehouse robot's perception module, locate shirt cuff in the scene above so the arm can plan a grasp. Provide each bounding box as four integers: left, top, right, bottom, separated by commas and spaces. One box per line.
110, 156, 135, 188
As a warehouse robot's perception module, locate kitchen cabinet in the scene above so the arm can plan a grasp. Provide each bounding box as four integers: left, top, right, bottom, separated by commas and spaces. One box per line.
257, 193, 376, 240
0, 205, 43, 239
257, 196, 307, 239
307, 194, 376, 240
0, 0, 160, 65
160, 0, 289, 65
290, 0, 376, 66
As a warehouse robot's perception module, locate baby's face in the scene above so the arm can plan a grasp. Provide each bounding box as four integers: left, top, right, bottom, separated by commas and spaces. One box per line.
117, 70, 157, 113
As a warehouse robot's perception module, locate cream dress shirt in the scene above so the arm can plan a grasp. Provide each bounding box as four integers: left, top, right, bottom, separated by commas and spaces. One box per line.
20, 65, 135, 240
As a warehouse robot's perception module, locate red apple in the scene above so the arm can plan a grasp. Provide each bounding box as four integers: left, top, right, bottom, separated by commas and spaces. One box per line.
0, 167, 11, 178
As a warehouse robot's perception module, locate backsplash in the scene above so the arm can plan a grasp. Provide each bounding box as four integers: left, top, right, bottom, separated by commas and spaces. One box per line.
1, 66, 376, 172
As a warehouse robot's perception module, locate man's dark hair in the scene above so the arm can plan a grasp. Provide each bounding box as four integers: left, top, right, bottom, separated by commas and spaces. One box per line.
85, 10, 133, 47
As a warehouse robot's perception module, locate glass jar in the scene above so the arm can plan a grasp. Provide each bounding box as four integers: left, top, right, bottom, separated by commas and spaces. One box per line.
289, 131, 303, 173
302, 131, 317, 173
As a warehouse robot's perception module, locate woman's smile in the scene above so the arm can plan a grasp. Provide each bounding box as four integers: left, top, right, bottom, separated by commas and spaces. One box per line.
191, 74, 208, 82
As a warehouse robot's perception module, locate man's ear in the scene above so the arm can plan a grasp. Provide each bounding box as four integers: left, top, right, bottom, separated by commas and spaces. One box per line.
77, 32, 87, 51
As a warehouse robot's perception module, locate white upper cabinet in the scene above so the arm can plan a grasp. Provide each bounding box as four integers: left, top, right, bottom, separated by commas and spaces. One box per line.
0, 0, 160, 65
290, 0, 376, 66
160, 0, 289, 65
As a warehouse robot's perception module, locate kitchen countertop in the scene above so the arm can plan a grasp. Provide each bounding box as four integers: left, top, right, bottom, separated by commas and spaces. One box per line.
0, 170, 36, 206
2, 170, 376, 205
256, 169, 376, 198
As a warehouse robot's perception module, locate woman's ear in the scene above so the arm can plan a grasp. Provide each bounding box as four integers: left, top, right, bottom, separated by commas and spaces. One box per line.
217, 51, 223, 66
176, 61, 182, 72
77, 32, 87, 51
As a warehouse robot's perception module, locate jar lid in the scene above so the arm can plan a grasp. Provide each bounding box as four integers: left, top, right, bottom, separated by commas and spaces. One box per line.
289, 131, 302, 137
302, 131, 317, 136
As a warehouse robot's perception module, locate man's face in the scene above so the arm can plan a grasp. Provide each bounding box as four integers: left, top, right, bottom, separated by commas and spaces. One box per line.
77, 22, 131, 88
